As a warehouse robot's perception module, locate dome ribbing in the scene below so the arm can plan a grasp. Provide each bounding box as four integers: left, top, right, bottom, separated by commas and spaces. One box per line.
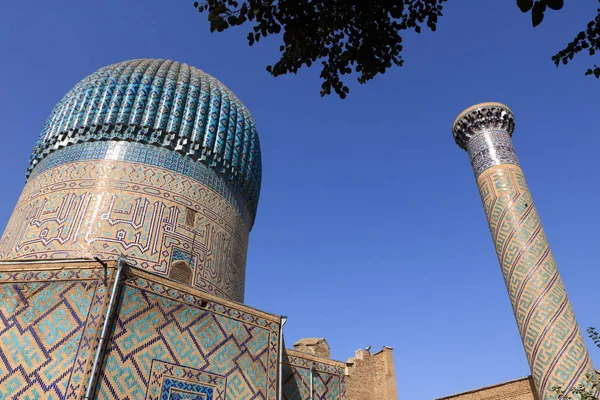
27, 59, 262, 222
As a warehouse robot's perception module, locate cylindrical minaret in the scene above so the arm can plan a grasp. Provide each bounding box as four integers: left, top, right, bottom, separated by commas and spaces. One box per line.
0, 59, 262, 302
452, 102, 596, 398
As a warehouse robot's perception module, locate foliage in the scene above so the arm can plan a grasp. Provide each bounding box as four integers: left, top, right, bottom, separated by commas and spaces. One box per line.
552, 373, 599, 400
551, 3, 600, 78
516, 0, 565, 28
192, 0, 600, 98
194, 0, 447, 98
551, 327, 600, 400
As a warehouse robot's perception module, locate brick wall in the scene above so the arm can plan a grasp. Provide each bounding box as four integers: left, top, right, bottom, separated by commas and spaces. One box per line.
345, 347, 398, 400
435, 376, 538, 400
293, 338, 331, 359
282, 349, 346, 400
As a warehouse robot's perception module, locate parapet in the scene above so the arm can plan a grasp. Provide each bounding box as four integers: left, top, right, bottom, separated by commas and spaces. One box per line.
345, 346, 398, 400
293, 338, 331, 359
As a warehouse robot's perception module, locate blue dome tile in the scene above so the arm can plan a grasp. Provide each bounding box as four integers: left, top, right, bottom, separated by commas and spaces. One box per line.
27, 59, 262, 225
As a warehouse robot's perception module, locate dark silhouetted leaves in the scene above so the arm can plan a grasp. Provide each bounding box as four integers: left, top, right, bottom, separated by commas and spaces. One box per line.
193, 0, 447, 98
193, 0, 599, 98
519, 0, 564, 27
531, 1, 546, 27
517, 0, 533, 13
553, 2, 600, 80
585, 65, 600, 78
545, 0, 563, 11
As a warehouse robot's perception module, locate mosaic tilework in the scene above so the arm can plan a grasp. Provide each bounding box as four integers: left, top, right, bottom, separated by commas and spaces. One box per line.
27, 59, 262, 222
146, 360, 226, 400
0, 265, 111, 400
282, 352, 346, 400
466, 130, 520, 177
0, 262, 282, 399
95, 273, 280, 400
172, 249, 195, 267
454, 103, 596, 399
29, 142, 252, 227
477, 165, 596, 398
0, 157, 249, 302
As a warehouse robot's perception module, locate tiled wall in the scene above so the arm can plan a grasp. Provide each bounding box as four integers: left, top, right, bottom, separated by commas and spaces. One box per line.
97, 269, 280, 399
0, 145, 249, 301
282, 350, 346, 400
30, 142, 252, 226
477, 164, 596, 396
0, 261, 281, 399
0, 263, 111, 399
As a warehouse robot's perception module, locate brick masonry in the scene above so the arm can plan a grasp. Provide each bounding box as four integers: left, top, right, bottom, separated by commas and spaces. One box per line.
435, 376, 538, 400
345, 347, 398, 400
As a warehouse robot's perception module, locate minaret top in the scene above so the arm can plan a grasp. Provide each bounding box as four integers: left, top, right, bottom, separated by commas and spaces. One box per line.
452, 102, 515, 151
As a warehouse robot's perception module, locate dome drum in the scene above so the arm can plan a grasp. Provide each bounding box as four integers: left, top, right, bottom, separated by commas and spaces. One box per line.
0, 58, 263, 302
27, 59, 262, 225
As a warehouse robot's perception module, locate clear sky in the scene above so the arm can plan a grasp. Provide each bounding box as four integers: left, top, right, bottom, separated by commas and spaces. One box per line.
1, 1, 599, 399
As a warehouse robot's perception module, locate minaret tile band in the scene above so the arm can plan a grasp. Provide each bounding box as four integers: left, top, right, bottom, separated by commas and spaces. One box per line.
452, 102, 596, 399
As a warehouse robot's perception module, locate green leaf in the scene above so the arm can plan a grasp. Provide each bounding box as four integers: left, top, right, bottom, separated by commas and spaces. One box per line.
517, 0, 534, 13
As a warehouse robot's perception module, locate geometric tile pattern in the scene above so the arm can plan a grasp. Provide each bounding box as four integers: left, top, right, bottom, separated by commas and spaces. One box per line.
172, 249, 195, 268
0, 157, 249, 302
454, 102, 597, 399
0, 266, 109, 400
466, 129, 520, 177
146, 360, 226, 400
282, 352, 345, 400
0, 262, 282, 400
27, 59, 261, 224
30, 142, 251, 226
477, 164, 596, 398
452, 103, 519, 178
96, 274, 280, 399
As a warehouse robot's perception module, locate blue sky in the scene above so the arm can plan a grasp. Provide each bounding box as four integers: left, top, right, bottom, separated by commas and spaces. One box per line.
1, 1, 600, 399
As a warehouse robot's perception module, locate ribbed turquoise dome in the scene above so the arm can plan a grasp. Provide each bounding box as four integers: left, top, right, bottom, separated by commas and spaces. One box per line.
28, 59, 262, 221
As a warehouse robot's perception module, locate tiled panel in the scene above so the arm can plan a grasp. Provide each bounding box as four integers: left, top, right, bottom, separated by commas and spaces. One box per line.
96, 274, 280, 399
477, 165, 596, 397
0, 262, 281, 399
146, 360, 226, 400
282, 352, 346, 400
0, 266, 109, 399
